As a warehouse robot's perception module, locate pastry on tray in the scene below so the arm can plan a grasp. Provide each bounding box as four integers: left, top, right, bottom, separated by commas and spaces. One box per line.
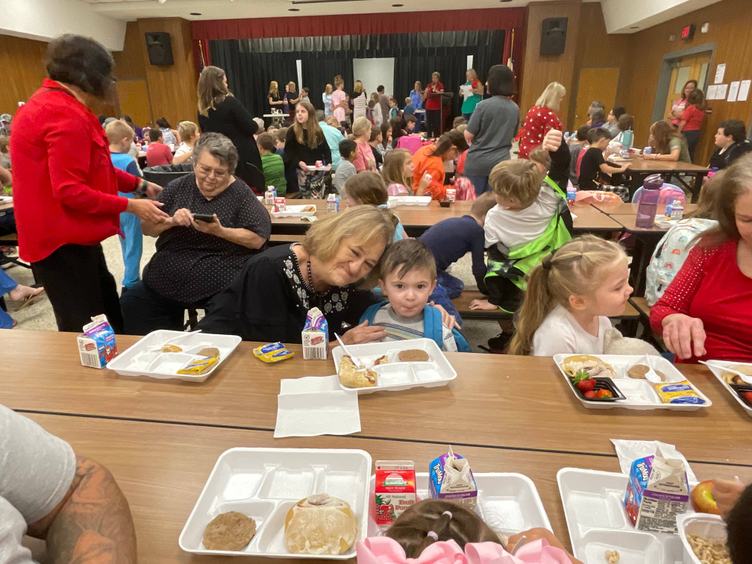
338, 355, 377, 388
561, 354, 616, 379
284, 494, 357, 555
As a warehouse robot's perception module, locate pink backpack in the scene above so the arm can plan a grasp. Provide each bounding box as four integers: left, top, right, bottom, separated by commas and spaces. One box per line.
453, 177, 476, 200
396, 135, 424, 155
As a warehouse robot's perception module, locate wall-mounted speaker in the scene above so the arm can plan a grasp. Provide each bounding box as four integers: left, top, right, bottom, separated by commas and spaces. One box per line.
540, 17, 568, 56
145, 32, 174, 66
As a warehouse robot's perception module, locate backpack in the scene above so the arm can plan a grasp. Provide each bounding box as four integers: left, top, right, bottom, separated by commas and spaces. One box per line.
632, 183, 686, 207
645, 218, 717, 306
360, 301, 471, 352
396, 135, 424, 155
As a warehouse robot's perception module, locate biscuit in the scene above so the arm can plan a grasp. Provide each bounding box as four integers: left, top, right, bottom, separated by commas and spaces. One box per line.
398, 349, 430, 362
203, 511, 256, 551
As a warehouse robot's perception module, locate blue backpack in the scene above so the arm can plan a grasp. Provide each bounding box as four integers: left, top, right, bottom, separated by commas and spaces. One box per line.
360, 301, 471, 352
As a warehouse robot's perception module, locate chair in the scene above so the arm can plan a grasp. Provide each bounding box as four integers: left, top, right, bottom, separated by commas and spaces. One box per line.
142, 163, 193, 188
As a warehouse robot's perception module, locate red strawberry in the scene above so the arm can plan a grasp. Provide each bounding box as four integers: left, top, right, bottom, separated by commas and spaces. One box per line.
741, 391, 752, 406
576, 379, 596, 393
584, 390, 597, 400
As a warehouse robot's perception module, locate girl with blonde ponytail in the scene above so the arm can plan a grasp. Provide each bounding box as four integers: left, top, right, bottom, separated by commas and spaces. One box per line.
507, 235, 633, 356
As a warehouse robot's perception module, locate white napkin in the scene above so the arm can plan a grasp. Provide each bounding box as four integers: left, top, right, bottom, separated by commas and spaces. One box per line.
611, 439, 698, 483
274, 376, 360, 438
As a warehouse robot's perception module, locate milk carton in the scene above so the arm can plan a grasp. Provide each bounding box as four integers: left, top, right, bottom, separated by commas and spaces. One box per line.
76, 315, 117, 369
374, 460, 417, 526
428, 448, 478, 508
301, 307, 328, 360
624, 450, 689, 534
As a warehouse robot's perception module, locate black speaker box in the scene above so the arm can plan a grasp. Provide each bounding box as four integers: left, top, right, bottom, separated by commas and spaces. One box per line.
540, 17, 568, 56
145, 32, 174, 66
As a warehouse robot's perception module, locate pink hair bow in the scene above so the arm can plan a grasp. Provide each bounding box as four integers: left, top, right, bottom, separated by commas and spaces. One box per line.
357, 537, 573, 564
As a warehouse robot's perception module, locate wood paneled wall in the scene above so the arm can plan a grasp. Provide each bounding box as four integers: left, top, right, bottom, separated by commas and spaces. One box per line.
620, 0, 752, 163
0, 35, 48, 113
519, 1, 582, 128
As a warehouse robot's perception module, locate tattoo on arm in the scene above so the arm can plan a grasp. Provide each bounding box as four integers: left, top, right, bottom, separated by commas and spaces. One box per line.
28, 456, 137, 564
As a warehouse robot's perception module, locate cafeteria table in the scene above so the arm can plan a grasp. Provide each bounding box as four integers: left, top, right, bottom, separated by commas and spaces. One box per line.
4, 331, 751, 467
25, 413, 752, 563
610, 158, 709, 202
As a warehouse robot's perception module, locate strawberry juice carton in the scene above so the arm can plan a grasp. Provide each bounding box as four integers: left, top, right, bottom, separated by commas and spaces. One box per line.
374, 460, 417, 526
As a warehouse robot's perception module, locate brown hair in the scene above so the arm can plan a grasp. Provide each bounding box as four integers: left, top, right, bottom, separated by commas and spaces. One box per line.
650, 120, 681, 154
386, 500, 500, 558
687, 89, 705, 109
430, 130, 468, 158
257, 132, 276, 153
46, 34, 115, 100
470, 192, 497, 219
197, 66, 229, 116
507, 235, 628, 355
528, 146, 552, 171
0, 136, 8, 154
301, 205, 395, 266
379, 238, 436, 280
617, 113, 634, 132
293, 101, 324, 150
488, 159, 544, 210
382, 149, 412, 190
701, 154, 752, 246
104, 119, 134, 145
344, 172, 388, 206
275, 127, 288, 144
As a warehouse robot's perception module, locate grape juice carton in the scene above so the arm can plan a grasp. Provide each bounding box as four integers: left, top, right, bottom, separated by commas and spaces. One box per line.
624, 451, 689, 534
77, 314, 117, 369
374, 460, 417, 527
428, 448, 478, 509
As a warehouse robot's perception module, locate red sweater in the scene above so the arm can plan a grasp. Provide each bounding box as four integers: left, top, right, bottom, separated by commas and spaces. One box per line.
680, 104, 704, 132
10, 79, 138, 263
650, 240, 752, 362
518, 105, 563, 159
146, 142, 173, 167
424, 82, 445, 111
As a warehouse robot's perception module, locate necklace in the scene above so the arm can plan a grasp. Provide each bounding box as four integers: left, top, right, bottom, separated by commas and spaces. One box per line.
306, 259, 316, 293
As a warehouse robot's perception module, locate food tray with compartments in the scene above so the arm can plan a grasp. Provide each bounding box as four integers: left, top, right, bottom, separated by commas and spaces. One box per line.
332, 338, 457, 394
557, 468, 695, 564
179, 448, 372, 559
387, 195, 432, 207
703, 360, 752, 418
677, 513, 729, 564
270, 204, 318, 218
367, 472, 551, 539
553, 354, 712, 411
106, 330, 241, 382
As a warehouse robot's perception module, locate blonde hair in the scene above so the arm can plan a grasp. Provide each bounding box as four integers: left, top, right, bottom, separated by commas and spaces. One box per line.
324, 83, 333, 94
352, 116, 372, 139
507, 235, 628, 355
535, 82, 566, 111
488, 159, 544, 209
344, 171, 388, 206
292, 101, 324, 150
382, 149, 412, 189
353, 80, 364, 94
301, 205, 395, 265
105, 119, 134, 144
177, 121, 198, 142
197, 66, 228, 116
386, 500, 500, 558
268, 80, 279, 96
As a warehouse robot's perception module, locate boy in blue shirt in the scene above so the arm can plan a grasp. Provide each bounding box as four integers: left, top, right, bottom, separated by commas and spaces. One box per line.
105, 120, 143, 292
360, 239, 470, 352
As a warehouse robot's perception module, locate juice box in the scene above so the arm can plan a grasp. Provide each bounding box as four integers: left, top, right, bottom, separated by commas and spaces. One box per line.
428, 448, 478, 508
301, 307, 328, 360
624, 451, 689, 534
375, 460, 417, 526
76, 314, 117, 369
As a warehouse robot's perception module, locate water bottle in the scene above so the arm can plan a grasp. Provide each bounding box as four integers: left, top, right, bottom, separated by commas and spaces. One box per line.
671, 199, 684, 220
265, 186, 276, 205
622, 129, 634, 150
635, 174, 663, 228
566, 183, 577, 206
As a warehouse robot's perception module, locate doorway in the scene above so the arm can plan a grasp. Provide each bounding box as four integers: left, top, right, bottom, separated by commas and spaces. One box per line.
662, 52, 711, 121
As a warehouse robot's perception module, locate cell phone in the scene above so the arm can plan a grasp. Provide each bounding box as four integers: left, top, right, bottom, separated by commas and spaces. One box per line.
193, 213, 215, 223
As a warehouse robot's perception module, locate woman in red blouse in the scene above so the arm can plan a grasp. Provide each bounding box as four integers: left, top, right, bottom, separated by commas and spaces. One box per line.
650, 154, 752, 362
423, 72, 445, 138
518, 82, 566, 159
10, 34, 167, 332
678, 89, 706, 162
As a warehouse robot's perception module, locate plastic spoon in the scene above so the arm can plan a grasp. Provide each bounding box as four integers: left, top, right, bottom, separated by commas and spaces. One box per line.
699, 361, 752, 385
334, 333, 364, 369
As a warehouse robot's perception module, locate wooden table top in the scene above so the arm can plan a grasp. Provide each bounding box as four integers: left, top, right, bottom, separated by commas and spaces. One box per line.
589, 202, 699, 216
608, 158, 709, 173
4, 331, 751, 466
25, 413, 752, 563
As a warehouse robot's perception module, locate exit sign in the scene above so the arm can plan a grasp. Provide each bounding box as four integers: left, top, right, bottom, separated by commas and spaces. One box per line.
681, 24, 695, 40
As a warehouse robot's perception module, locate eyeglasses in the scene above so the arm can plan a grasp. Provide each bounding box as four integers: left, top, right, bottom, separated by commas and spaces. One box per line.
196, 163, 229, 179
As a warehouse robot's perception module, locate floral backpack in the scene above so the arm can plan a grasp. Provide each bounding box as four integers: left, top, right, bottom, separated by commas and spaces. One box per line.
645, 218, 717, 306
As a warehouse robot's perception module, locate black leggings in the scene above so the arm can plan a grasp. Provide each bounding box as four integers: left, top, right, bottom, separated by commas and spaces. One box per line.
32, 244, 123, 332
426, 109, 442, 138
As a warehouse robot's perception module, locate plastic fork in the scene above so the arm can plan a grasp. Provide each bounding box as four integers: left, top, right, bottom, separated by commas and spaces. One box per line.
334, 333, 364, 369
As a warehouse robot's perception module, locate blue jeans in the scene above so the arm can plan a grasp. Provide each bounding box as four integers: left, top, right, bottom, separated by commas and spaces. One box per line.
118, 193, 143, 289
429, 283, 463, 327
0, 269, 18, 328
465, 175, 490, 195
437, 270, 465, 298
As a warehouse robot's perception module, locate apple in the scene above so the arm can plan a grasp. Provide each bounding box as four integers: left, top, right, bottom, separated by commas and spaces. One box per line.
691, 480, 721, 514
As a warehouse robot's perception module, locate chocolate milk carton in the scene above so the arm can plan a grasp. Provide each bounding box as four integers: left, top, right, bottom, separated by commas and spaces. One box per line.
624, 450, 689, 534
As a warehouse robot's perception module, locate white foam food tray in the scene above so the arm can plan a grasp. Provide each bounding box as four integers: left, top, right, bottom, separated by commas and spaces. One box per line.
179, 448, 372, 559
557, 468, 689, 564
677, 513, 729, 564
553, 354, 712, 411
332, 338, 457, 394
106, 330, 241, 382
367, 473, 551, 539
388, 195, 432, 207
704, 360, 752, 418
271, 204, 318, 218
